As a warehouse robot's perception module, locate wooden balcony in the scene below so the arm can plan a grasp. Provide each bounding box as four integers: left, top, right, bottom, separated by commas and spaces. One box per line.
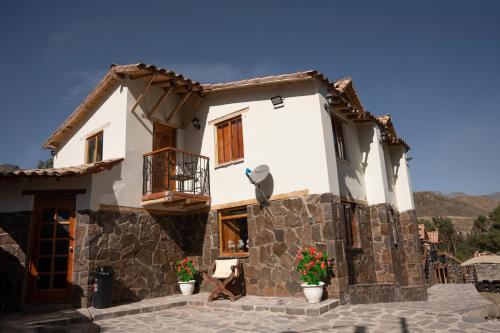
142, 147, 211, 212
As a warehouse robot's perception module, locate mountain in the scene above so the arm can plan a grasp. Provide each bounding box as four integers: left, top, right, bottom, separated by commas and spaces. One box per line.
414, 191, 500, 233
485, 192, 500, 200
0, 164, 20, 173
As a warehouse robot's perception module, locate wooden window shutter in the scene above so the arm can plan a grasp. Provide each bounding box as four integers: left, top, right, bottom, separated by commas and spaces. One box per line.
216, 116, 244, 164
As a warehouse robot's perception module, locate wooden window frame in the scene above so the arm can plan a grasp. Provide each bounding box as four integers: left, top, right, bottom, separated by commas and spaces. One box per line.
218, 207, 249, 257
214, 115, 244, 166
85, 131, 103, 164
342, 202, 361, 249
332, 117, 347, 160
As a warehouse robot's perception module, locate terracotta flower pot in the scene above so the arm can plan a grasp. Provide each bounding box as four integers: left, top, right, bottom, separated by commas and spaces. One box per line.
178, 280, 196, 295
301, 281, 325, 303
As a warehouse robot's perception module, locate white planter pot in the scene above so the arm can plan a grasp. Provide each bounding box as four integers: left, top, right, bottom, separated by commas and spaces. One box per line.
178, 280, 196, 296
301, 281, 325, 303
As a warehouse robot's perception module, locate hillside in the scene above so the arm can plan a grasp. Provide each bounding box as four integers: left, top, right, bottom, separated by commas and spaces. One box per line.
414, 191, 500, 233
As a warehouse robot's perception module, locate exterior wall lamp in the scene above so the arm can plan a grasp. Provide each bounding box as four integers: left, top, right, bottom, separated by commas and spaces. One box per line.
270, 96, 284, 106
192, 116, 201, 130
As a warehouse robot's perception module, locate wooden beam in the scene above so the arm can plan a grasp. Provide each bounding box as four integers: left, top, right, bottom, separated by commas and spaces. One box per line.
162, 198, 187, 208
148, 87, 173, 118
130, 73, 157, 80
165, 91, 192, 122
130, 74, 156, 114
152, 79, 175, 87
22, 189, 86, 196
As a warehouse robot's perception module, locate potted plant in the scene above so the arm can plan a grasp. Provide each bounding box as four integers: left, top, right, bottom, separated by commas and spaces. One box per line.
296, 246, 329, 303
176, 258, 197, 295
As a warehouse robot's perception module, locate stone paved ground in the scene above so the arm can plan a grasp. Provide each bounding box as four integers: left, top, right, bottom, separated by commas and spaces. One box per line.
96, 284, 499, 332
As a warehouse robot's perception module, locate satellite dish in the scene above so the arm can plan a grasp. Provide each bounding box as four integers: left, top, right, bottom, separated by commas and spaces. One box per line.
246, 165, 274, 207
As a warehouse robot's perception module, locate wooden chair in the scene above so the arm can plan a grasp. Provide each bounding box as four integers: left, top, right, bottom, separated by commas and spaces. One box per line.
203, 258, 244, 302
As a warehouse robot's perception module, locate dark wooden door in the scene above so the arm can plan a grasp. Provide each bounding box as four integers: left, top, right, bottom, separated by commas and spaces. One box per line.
28, 195, 75, 303
152, 123, 176, 192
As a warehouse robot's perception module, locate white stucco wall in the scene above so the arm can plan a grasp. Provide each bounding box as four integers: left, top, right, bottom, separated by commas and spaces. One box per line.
183, 81, 336, 206
391, 146, 415, 212
0, 176, 92, 213
53, 84, 128, 168
359, 124, 391, 206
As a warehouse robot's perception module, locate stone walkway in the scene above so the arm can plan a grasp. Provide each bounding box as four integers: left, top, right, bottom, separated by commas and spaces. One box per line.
95, 284, 500, 332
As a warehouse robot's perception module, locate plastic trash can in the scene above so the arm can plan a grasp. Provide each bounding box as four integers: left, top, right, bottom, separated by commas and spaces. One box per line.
93, 266, 113, 309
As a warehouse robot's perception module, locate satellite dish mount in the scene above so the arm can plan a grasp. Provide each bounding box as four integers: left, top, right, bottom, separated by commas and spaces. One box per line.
245, 165, 273, 209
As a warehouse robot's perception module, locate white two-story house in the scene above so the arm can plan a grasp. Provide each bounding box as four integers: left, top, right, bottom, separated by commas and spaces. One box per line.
0, 63, 425, 311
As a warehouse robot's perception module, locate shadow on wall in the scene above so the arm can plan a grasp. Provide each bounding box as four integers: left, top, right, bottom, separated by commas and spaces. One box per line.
0, 211, 31, 313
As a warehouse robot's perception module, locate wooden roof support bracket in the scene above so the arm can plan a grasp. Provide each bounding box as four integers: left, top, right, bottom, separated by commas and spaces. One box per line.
130, 74, 156, 114
148, 85, 174, 118
165, 90, 193, 122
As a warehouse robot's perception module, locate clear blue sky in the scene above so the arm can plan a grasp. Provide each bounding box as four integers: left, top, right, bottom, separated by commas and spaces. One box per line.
1, 1, 499, 195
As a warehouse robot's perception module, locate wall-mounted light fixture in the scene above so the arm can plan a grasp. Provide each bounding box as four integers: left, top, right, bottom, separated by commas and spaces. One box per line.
270, 96, 284, 106
192, 116, 201, 130
324, 92, 335, 109
380, 132, 388, 142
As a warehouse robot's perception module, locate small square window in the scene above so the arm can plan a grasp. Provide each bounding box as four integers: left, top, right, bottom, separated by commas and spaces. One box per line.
219, 207, 249, 256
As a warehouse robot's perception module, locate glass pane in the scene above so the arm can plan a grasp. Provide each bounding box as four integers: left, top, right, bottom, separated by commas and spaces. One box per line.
40, 225, 54, 239
87, 138, 96, 163
41, 209, 56, 224
97, 133, 103, 162
52, 274, 66, 289
58, 209, 70, 222
56, 224, 70, 238
54, 257, 68, 272
39, 241, 52, 255
36, 274, 50, 290
38, 257, 52, 272
55, 240, 69, 255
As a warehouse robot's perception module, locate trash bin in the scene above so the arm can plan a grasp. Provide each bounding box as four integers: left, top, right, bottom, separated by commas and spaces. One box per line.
93, 266, 113, 309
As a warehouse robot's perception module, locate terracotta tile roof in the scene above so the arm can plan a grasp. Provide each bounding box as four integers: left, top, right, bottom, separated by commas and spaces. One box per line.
377, 115, 391, 126
42, 63, 201, 150
0, 158, 123, 178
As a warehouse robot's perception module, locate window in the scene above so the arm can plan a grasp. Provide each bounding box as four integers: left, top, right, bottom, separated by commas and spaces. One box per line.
219, 207, 249, 256
332, 117, 347, 159
342, 202, 361, 248
86, 132, 103, 164
216, 116, 244, 164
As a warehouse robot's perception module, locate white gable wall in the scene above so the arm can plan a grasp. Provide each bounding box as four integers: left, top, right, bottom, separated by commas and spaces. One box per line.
53, 85, 128, 168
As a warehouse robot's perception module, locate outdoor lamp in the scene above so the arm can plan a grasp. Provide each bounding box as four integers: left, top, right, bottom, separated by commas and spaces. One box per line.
192, 116, 201, 130
325, 92, 335, 107
270, 95, 284, 106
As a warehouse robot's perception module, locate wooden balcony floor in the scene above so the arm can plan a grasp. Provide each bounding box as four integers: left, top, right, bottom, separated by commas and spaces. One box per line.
141, 191, 211, 213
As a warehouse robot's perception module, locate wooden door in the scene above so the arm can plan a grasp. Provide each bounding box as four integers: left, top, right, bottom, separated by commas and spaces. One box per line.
28, 195, 75, 303
152, 123, 176, 192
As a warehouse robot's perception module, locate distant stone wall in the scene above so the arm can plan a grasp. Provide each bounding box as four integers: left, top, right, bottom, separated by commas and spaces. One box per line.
474, 263, 500, 282
0, 211, 31, 312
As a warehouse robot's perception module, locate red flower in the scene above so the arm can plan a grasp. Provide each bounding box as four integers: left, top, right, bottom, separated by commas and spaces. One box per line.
321, 262, 326, 270
183, 258, 188, 263
309, 247, 316, 255
302, 270, 307, 275
177, 267, 181, 272
309, 261, 315, 267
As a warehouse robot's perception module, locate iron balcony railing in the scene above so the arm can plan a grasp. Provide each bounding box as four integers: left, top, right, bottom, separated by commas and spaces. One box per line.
143, 147, 210, 197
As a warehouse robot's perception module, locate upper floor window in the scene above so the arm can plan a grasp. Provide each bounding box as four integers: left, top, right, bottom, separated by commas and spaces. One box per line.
216, 115, 244, 165
86, 132, 103, 164
332, 117, 347, 160
342, 202, 361, 249
219, 207, 249, 256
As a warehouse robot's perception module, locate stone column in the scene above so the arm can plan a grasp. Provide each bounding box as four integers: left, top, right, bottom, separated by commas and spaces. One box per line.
400, 209, 425, 286
369, 204, 396, 284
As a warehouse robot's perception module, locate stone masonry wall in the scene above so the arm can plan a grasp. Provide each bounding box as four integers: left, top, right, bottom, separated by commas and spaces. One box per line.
0, 211, 31, 312
399, 209, 425, 286
244, 193, 342, 299
475, 263, 500, 282
73, 209, 218, 307
345, 205, 377, 285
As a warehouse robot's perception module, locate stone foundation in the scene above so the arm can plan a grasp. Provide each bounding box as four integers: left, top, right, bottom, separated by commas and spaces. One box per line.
0, 192, 427, 310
